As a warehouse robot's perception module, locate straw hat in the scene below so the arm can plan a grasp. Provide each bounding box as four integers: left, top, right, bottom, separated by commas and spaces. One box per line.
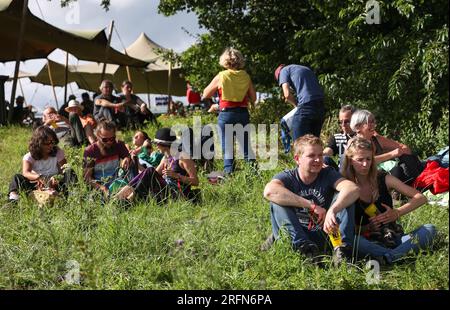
65, 99, 84, 113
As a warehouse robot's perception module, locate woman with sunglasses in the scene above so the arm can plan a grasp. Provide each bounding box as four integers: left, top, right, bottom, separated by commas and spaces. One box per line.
342, 137, 436, 264
7, 126, 75, 203
350, 109, 424, 184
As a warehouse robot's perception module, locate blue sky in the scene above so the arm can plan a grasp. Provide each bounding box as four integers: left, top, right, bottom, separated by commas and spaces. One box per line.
0, 0, 205, 112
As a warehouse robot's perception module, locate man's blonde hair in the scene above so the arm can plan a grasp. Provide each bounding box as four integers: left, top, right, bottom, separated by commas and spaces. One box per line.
219, 47, 245, 70
293, 134, 323, 156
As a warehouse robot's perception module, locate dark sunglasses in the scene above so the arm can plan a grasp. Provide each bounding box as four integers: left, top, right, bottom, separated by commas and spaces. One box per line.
43, 140, 56, 146
338, 120, 350, 125
100, 136, 116, 143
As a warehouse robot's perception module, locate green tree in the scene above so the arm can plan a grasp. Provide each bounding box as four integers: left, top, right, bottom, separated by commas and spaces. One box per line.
159, 0, 449, 156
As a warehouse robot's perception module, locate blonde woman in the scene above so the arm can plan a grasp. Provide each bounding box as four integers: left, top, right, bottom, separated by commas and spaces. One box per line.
342, 137, 436, 264
203, 47, 256, 174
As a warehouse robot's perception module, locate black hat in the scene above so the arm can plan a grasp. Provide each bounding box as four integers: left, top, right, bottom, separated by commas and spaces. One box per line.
154, 128, 176, 146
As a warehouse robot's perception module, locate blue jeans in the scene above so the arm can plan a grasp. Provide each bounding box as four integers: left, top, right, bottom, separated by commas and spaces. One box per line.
355, 224, 436, 263
269, 194, 355, 252
218, 108, 255, 173
291, 100, 325, 141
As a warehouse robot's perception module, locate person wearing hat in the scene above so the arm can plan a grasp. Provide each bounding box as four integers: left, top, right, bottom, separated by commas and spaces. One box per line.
58, 94, 77, 119
116, 127, 199, 203
274, 64, 325, 142
66, 99, 97, 145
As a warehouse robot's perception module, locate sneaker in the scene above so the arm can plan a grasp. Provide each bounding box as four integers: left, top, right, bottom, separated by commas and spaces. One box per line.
332, 244, 353, 267
260, 233, 275, 251
8, 192, 19, 203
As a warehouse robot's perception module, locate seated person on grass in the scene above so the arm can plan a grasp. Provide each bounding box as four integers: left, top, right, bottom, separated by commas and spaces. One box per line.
263, 134, 359, 266
342, 137, 436, 265
7, 126, 76, 203
93, 80, 126, 129
116, 128, 199, 203
42, 107, 78, 147
128, 130, 163, 172
349, 109, 424, 184
118, 80, 157, 128
65, 99, 97, 145
83, 121, 131, 198
323, 104, 356, 170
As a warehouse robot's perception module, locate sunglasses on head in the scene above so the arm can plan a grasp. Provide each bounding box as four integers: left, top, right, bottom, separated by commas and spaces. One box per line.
100, 136, 116, 143
338, 119, 350, 125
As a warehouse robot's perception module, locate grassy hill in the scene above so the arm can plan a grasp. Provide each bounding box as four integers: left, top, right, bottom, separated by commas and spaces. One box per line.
0, 115, 448, 290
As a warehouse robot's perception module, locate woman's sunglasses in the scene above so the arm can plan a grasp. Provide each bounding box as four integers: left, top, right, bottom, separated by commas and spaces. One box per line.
43, 140, 56, 146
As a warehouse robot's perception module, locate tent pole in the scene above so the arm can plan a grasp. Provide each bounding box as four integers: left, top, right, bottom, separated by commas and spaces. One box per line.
101, 20, 114, 83
63, 51, 69, 106
69, 83, 75, 95
18, 78, 27, 106
166, 57, 172, 115
47, 60, 59, 109
167, 58, 173, 97
8, 0, 29, 124
145, 74, 150, 106
126, 66, 132, 82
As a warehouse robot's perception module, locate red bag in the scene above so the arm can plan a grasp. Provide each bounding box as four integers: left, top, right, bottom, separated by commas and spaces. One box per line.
413, 160, 449, 194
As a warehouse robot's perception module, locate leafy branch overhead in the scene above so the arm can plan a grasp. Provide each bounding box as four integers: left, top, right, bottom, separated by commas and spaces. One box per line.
158, 0, 448, 157
55, 0, 448, 157
59, 0, 110, 11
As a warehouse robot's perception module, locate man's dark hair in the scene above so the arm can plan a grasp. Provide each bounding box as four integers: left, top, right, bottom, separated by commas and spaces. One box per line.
96, 120, 117, 134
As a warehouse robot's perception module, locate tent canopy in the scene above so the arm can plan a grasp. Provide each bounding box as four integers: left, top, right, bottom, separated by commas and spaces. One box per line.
125, 32, 180, 71
30, 32, 187, 96
29, 60, 115, 92
0, 0, 147, 66
30, 60, 186, 96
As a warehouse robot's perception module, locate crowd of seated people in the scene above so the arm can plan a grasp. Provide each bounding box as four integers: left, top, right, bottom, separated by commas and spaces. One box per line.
4, 52, 442, 270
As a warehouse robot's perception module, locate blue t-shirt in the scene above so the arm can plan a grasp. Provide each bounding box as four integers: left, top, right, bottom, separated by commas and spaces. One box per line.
278, 64, 324, 106
273, 167, 342, 229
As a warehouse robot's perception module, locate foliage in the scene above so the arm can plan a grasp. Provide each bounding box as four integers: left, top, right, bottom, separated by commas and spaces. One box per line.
158, 0, 449, 156
59, 0, 110, 11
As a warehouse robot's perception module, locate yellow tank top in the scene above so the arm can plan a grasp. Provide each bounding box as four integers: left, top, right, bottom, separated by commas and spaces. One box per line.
218, 69, 251, 102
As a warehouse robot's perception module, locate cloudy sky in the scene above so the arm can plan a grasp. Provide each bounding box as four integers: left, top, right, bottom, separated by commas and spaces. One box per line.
0, 0, 205, 112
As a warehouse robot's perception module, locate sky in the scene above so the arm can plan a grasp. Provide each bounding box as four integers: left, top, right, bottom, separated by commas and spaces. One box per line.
0, 0, 206, 113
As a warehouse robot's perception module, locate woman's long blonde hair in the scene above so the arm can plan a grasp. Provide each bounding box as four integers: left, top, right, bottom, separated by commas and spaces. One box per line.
342, 137, 379, 202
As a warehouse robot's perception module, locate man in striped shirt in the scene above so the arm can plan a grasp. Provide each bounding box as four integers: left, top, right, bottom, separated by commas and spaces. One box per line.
323, 105, 356, 169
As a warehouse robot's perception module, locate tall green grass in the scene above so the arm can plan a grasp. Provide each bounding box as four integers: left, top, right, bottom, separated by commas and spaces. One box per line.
0, 118, 448, 290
